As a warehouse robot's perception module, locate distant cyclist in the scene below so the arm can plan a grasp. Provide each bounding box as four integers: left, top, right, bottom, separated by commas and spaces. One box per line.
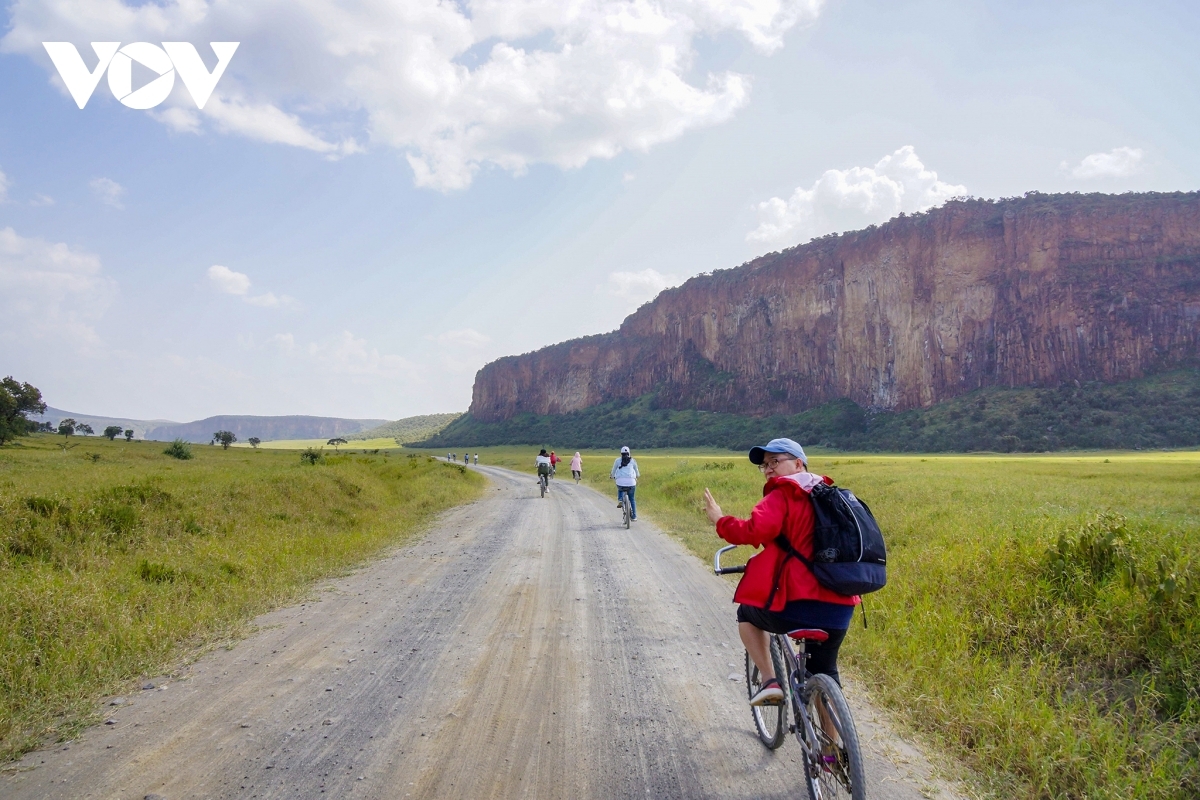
703, 438, 860, 705
536, 449, 552, 490
549, 450, 559, 477
570, 451, 582, 482
473, 453, 479, 465
610, 446, 640, 521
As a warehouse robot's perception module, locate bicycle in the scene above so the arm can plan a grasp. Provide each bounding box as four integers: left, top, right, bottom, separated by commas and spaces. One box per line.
618, 487, 632, 529
539, 472, 549, 498
715, 544, 866, 800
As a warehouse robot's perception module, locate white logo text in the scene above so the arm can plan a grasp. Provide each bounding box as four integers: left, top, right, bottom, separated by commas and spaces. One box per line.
42, 42, 239, 110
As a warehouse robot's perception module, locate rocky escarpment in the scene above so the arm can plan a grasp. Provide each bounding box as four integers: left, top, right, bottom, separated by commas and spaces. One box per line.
471, 192, 1200, 420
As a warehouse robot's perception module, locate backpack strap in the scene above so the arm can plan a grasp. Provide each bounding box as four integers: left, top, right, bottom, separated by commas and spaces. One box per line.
763, 532, 818, 608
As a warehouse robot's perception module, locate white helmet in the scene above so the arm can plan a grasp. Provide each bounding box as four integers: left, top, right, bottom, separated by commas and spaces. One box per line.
620, 446, 630, 454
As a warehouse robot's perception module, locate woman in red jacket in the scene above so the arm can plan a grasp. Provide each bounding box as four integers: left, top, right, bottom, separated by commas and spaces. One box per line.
703, 438, 860, 705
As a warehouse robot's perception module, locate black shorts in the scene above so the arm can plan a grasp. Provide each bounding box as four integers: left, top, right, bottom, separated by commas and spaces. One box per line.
737, 604, 848, 685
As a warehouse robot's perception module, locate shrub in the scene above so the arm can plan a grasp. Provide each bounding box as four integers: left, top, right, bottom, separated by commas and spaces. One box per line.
299, 447, 324, 465
163, 439, 193, 460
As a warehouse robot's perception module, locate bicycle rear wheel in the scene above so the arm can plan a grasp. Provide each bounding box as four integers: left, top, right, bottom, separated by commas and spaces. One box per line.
746, 638, 787, 749
622, 496, 631, 528
801, 673, 866, 800
540, 476, 547, 498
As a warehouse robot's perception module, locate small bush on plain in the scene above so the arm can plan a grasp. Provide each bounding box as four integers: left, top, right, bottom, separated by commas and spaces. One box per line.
163, 439, 193, 460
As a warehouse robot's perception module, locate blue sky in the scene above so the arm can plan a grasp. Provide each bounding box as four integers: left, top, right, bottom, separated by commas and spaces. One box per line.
1, 0, 1197, 422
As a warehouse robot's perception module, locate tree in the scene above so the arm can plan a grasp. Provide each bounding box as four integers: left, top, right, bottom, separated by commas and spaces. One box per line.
327, 437, 348, 452
124, 429, 134, 441
104, 425, 124, 440
0, 376, 47, 445
76, 423, 94, 436
248, 437, 261, 448
213, 430, 237, 450
58, 418, 77, 439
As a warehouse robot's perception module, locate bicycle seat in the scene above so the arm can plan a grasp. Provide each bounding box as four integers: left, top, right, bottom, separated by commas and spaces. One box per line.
787, 628, 829, 643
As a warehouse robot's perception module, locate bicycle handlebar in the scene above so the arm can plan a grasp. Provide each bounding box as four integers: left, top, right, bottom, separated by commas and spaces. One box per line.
713, 544, 746, 575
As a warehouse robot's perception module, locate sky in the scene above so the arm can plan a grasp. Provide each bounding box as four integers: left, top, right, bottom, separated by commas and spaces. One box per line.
1, 0, 1197, 422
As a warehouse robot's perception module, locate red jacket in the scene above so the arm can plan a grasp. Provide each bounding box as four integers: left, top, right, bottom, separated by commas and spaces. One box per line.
717, 472, 860, 611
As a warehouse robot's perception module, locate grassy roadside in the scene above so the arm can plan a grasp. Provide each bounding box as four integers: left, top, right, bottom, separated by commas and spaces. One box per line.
1, 434, 483, 763
425, 446, 1200, 799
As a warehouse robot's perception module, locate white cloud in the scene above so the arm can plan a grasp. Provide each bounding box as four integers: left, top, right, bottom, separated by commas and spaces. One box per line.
609, 268, 680, 302
244, 291, 294, 308
1065, 146, 1144, 179
89, 176, 125, 208
207, 265, 294, 307
207, 264, 251, 295
0, 167, 9, 202
433, 328, 491, 348
0, 225, 115, 349
31, 193, 55, 206
203, 95, 361, 157
306, 331, 420, 380
3, 0, 822, 190
747, 146, 966, 247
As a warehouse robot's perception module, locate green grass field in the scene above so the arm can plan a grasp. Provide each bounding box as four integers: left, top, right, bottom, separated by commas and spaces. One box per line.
0, 434, 483, 763
421, 446, 1200, 799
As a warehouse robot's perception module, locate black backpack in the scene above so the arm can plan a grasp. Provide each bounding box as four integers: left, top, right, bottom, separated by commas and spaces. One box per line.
767, 481, 887, 602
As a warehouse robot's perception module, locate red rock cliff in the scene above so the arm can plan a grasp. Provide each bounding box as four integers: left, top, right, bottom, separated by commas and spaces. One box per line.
471, 192, 1200, 421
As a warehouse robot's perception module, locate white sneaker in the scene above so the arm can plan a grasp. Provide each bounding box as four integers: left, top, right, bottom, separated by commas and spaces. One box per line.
749, 678, 784, 706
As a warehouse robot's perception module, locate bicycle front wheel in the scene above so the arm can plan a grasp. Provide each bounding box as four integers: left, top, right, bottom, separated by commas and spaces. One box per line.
746, 638, 787, 749
802, 673, 866, 800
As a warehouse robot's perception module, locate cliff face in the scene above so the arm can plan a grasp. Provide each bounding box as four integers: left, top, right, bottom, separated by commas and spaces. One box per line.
471, 193, 1200, 421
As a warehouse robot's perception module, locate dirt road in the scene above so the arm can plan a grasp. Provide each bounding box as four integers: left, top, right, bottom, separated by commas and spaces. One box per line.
5, 465, 964, 799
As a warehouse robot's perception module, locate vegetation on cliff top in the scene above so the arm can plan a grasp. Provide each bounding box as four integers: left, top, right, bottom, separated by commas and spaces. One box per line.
416, 369, 1200, 452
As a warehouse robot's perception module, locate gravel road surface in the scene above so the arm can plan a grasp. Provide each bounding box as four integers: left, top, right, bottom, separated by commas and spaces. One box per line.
5, 464, 965, 799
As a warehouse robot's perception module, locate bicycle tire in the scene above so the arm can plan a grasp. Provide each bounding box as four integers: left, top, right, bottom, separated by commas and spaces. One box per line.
540, 476, 547, 498
622, 496, 631, 528
801, 673, 866, 800
746, 639, 787, 749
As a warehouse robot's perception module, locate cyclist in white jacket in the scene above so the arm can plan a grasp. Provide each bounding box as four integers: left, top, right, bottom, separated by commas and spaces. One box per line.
610, 446, 640, 521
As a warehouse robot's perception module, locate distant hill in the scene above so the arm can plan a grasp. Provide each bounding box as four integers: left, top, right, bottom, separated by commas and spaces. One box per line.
32, 407, 179, 440
147, 415, 388, 444
417, 370, 1200, 453
348, 413, 462, 443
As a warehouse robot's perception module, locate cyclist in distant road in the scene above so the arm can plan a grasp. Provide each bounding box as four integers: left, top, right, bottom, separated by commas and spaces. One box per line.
549, 450, 559, 477
473, 453, 479, 465
536, 449, 552, 490
610, 446, 640, 521
703, 438, 859, 706
570, 451, 582, 481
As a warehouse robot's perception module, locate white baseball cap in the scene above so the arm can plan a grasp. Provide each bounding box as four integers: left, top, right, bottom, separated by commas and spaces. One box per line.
620, 446, 630, 454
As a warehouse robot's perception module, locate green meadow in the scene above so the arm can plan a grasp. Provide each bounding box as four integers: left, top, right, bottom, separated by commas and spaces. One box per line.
0, 434, 483, 763
430, 445, 1200, 799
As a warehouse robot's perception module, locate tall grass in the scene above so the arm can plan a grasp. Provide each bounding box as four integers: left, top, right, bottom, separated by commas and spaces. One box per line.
0, 434, 483, 762
435, 446, 1200, 799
